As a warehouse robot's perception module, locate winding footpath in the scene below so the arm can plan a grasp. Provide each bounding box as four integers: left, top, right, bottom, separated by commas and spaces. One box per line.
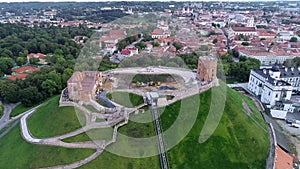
18, 96, 142, 168
0, 103, 20, 131
5, 68, 219, 169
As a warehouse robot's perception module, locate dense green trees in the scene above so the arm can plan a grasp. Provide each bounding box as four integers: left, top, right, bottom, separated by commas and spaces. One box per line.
212, 38, 218, 44
0, 24, 92, 62
0, 24, 86, 106
16, 57, 27, 66
135, 42, 146, 51
219, 54, 260, 82
19, 87, 42, 106
290, 37, 298, 42
0, 81, 20, 103
173, 42, 182, 50
0, 57, 14, 76
284, 57, 300, 67
116, 35, 139, 51
0, 61, 75, 106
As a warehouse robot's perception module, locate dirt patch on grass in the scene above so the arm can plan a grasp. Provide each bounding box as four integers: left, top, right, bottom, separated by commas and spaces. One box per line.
242, 100, 252, 116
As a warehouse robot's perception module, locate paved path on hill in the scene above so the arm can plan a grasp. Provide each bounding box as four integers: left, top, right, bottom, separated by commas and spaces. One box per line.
18, 98, 138, 168
110, 67, 198, 83
17, 73, 217, 168
0, 103, 20, 130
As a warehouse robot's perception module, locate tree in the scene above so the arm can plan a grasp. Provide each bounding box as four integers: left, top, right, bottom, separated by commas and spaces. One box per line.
48, 70, 62, 90
29, 57, 39, 65
212, 38, 218, 44
241, 42, 250, 46
19, 87, 42, 107
0, 81, 20, 103
135, 42, 146, 51
16, 57, 27, 66
62, 68, 73, 85
173, 42, 182, 50
207, 31, 216, 37
42, 79, 58, 96
238, 34, 244, 40
290, 37, 298, 42
152, 41, 160, 47
239, 56, 247, 62
0, 57, 14, 76
284, 57, 300, 67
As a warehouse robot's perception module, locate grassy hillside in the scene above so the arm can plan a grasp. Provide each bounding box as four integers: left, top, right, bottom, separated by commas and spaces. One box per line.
107, 92, 144, 108
0, 84, 269, 169
27, 96, 86, 138
160, 86, 269, 169
0, 125, 95, 169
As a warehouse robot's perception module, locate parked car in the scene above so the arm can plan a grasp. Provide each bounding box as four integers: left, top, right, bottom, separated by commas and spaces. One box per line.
290, 123, 300, 128
286, 119, 294, 124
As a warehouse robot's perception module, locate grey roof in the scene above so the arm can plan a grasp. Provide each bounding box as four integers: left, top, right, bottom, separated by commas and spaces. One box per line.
266, 79, 291, 87
253, 66, 300, 87
254, 66, 300, 79
278, 67, 300, 78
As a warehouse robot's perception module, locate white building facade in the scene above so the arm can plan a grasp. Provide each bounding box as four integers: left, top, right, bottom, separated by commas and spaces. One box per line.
248, 66, 299, 106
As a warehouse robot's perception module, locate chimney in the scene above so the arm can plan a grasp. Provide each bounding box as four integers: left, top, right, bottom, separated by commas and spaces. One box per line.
285, 67, 288, 72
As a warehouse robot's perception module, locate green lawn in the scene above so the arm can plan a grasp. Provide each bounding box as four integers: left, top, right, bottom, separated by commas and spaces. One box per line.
10, 104, 35, 117
107, 92, 144, 108
118, 110, 156, 138
10, 95, 60, 117
79, 150, 160, 169
242, 95, 268, 131
65, 107, 160, 169
159, 85, 269, 169
83, 104, 99, 113
0, 124, 95, 169
0, 84, 269, 169
63, 128, 114, 143
27, 95, 86, 138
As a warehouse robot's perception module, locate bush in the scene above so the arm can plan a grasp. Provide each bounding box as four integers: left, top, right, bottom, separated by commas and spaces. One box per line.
241, 42, 250, 46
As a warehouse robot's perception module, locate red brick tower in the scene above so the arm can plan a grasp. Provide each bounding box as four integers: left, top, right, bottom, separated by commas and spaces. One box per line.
197, 56, 217, 82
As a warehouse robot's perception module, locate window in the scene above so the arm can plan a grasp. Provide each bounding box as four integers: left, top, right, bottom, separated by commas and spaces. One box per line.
275, 94, 278, 98
269, 92, 271, 96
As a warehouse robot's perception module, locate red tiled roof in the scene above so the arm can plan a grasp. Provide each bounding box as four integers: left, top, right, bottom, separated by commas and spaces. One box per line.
232, 27, 257, 32
120, 49, 131, 55
109, 30, 126, 36
151, 29, 164, 35
7, 73, 28, 81
27, 53, 46, 59
219, 51, 227, 55
275, 146, 293, 169
126, 47, 138, 51
12, 66, 40, 74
